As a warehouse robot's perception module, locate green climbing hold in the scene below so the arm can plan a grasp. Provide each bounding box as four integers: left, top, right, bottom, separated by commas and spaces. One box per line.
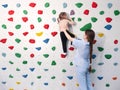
75, 3, 83, 8
62, 69, 66, 73
80, 23, 92, 31
51, 76, 56, 79
51, 61, 56, 66
9, 61, 14, 64
37, 17, 42, 22
97, 47, 104, 52
78, 17, 82, 22
52, 10, 56, 14
16, 68, 20, 71
72, 17, 75, 21
114, 10, 120, 16
2, 24, 7, 29
23, 47, 28, 50
106, 83, 110, 87
45, 2, 50, 8
91, 69, 96, 73
15, 53, 21, 58
23, 10, 28, 15
91, 17, 98, 22
37, 76, 42, 79
105, 54, 112, 59
51, 46, 56, 51
9, 74, 14, 78
70, 62, 73, 66
99, 11, 104, 15
43, 54, 49, 58
15, 38, 21, 43
15, 24, 21, 29
23, 60, 28, 64
37, 61, 42, 66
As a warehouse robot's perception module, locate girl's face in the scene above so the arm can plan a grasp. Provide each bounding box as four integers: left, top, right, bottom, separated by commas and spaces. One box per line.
63, 14, 67, 19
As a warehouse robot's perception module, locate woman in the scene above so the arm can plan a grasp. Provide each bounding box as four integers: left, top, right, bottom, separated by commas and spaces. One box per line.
63, 29, 95, 90
58, 12, 76, 57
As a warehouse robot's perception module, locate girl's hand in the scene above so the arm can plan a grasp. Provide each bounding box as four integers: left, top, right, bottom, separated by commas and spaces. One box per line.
57, 18, 60, 23
67, 18, 72, 21
67, 18, 71, 21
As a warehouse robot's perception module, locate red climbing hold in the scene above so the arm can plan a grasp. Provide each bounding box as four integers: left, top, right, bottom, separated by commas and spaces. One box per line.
30, 53, 35, 58
51, 32, 58, 37
23, 32, 29, 36
61, 54, 67, 58
29, 2, 36, 7
38, 10, 43, 14
83, 9, 89, 15
8, 32, 14, 36
8, 46, 14, 50
69, 47, 74, 51
22, 17, 28, 22
114, 40, 118, 44
105, 17, 112, 23
8, 17, 13, 21
0, 38, 7, 43
29, 39, 35, 44
8, 10, 14, 15
30, 24, 35, 30
44, 24, 49, 29
92, 2, 98, 8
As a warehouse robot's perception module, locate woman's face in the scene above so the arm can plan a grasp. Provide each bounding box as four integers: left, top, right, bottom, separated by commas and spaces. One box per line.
83, 33, 88, 40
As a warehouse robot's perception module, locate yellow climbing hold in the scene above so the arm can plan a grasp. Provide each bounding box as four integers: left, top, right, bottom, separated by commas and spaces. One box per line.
16, 81, 21, 85
76, 83, 79, 87
98, 33, 104, 37
9, 88, 14, 90
36, 32, 43, 36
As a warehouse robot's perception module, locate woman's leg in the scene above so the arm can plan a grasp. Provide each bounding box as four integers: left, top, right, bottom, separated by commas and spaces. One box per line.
86, 72, 93, 90
60, 32, 67, 53
75, 65, 88, 90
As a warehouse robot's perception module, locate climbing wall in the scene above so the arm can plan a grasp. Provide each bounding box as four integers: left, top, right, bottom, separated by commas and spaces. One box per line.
0, 0, 120, 90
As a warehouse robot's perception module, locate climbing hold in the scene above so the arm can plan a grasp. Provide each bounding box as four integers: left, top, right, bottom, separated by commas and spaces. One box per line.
75, 3, 83, 8
80, 23, 92, 31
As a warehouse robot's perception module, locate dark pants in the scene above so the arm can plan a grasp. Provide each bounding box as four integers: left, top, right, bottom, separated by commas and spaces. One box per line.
60, 30, 75, 53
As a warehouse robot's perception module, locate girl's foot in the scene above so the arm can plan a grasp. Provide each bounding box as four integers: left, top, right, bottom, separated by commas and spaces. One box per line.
61, 53, 67, 58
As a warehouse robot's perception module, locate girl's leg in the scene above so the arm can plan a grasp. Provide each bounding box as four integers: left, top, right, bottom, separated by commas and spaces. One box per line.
60, 32, 67, 53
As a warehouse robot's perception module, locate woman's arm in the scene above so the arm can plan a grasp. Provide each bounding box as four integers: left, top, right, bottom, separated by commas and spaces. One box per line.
63, 30, 74, 41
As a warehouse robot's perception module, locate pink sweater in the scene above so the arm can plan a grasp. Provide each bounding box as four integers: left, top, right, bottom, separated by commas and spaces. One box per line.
58, 19, 75, 32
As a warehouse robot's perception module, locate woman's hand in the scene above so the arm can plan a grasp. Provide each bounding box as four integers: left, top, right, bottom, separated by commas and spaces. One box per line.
89, 65, 92, 73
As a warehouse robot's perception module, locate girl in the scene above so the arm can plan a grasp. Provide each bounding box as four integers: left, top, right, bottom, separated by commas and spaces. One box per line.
63, 29, 95, 90
57, 12, 76, 57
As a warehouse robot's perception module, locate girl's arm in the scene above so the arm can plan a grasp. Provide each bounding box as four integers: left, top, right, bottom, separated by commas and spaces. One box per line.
63, 30, 74, 41
57, 18, 60, 23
